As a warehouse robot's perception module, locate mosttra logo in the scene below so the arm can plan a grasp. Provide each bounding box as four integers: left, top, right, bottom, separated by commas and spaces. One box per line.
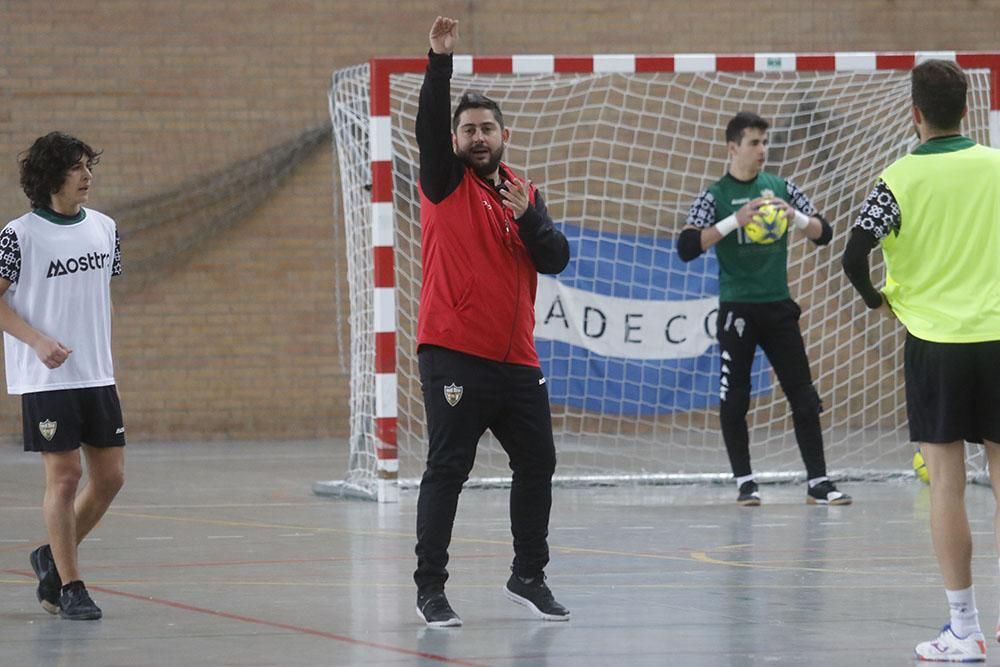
47, 252, 111, 278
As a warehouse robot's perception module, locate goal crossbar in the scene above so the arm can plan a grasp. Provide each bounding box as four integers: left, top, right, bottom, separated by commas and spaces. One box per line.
316, 51, 1000, 502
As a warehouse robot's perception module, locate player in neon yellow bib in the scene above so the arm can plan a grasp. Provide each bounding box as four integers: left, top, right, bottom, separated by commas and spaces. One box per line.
843, 59, 1000, 663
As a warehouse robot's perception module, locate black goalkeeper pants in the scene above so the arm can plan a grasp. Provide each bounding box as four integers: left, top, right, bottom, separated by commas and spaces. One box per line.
414, 345, 556, 594
716, 300, 827, 481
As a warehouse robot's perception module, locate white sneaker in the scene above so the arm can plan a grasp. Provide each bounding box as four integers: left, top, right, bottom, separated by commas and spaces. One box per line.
914, 625, 986, 662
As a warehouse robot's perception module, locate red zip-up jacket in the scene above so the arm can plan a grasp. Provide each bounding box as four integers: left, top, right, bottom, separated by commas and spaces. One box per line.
416, 51, 570, 366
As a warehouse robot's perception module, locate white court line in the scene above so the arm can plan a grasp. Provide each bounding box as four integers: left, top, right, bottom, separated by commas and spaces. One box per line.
688, 525, 720, 529
278, 533, 315, 538
136, 536, 174, 541
818, 521, 849, 526
552, 527, 588, 531
0, 538, 30, 543
2, 501, 332, 511
621, 526, 655, 530
751, 523, 789, 528
206, 535, 245, 540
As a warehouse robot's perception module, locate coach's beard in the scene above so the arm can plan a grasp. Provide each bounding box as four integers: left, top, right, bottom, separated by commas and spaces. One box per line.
459, 144, 504, 180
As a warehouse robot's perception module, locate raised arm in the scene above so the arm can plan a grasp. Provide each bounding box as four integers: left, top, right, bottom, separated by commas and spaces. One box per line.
417, 17, 465, 204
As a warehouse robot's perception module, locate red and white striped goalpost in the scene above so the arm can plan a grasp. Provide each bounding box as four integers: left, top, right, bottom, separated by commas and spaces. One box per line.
356, 51, 1000, 503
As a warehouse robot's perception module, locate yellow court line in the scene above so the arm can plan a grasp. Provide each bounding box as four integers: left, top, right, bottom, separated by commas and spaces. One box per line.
107, 509, 716, 563
688, 549, 952, 577
107, 509, 694, 558
106, 510, 415, 540
102, 509, 958, 578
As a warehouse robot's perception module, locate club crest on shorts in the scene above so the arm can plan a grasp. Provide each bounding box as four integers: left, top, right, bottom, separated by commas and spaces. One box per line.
443, 382, 463, 407
734, 317, 746, 338
38, 419, 57, 441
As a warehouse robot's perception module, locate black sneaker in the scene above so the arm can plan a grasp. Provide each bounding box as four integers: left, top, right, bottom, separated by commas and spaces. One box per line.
737, 480, 761, 506
504, 573, 570, 621
29, 544, 62, 614
807, 480, 852, 506
416, 591, 462, 628
58, 581, 102, 621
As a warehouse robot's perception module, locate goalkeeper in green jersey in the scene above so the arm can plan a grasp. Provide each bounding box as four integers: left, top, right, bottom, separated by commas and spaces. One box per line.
677, 111, 850, 507
843, 59, 1000, 663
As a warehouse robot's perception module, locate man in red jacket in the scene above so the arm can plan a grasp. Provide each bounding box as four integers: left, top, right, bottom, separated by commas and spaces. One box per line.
413, 15, 571, 628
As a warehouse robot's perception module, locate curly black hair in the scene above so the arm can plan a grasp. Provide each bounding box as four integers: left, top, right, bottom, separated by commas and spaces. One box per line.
18, 132, 102, 209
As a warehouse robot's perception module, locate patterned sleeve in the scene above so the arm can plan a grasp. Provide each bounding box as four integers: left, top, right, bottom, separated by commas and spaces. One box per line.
853, 180, 900, 241
112, 228, 122, 277
685, 190, 717, 229
785, 180, 818, 216
0, 227, 21, 283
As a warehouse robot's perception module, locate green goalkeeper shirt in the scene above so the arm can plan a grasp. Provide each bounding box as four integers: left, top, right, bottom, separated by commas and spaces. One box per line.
685, 171, 818, 302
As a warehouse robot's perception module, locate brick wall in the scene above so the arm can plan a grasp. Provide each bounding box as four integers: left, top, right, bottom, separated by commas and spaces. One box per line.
1, 0, 997, 443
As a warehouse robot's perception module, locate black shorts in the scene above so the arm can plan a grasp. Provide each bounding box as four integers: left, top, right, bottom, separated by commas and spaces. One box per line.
904, 334, 1000, 444
21, 385, 126, 453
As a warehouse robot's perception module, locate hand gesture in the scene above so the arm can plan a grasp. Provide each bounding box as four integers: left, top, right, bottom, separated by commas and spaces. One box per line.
33, 335, 72, 369
429, 16, 459, 55
734, 196, 770, 228
876, 294, 897, 321
501, 178, 531, 219
770, 198, 797, 219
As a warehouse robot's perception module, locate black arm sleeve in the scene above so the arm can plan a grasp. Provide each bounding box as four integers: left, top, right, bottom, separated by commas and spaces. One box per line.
677, 227, 704, 262
416, 50, 465, 204
515, 190, 570, 275
812, 213, 833, 247
841, 227, 884, 309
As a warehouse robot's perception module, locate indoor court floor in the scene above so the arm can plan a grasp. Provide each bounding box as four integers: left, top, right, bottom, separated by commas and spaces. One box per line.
2, 439, 999, 666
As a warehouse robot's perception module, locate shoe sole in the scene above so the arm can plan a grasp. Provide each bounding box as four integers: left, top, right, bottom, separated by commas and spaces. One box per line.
914, 655, 985, 663
415, 606, 462, 628
914, 649, 985, 662
737, 498, 761, 506
503, 587, 570, 621
29, 549, 60, 615
59, 609, 102, 621
806, 497, 853, 506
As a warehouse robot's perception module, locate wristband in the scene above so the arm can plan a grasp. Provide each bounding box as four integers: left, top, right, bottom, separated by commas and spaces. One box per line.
715, 214, 739, 237
793, 210, 811, 230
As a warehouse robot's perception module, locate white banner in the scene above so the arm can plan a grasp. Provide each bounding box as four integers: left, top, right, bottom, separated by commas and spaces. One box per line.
534, 276, 719, 360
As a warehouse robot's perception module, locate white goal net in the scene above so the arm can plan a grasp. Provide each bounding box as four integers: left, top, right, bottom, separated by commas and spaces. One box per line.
320, 55, 996, 501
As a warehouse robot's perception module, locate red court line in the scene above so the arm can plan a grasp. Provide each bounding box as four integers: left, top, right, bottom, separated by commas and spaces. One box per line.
3, 552, 506, 571
3, 569, 488, 667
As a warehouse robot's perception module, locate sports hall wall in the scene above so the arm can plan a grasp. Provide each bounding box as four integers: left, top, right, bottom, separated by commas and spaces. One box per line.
1, 0, 996, 443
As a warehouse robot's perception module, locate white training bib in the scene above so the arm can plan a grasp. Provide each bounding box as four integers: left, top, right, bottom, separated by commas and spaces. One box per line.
2, 208, 120, 394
